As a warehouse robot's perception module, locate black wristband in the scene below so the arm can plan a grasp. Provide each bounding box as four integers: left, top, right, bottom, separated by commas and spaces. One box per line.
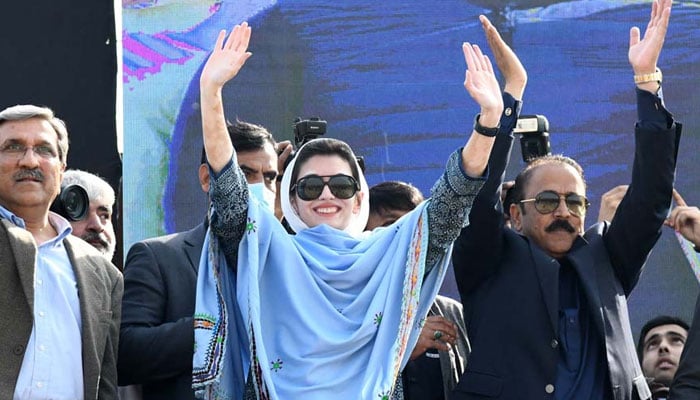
473, 114, 500, 137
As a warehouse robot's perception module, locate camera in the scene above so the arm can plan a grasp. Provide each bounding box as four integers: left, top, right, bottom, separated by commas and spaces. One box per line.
50, 184, 89, 221
513, 114, 551, 163
287, 116, 366, 173
294, 117, 327, 148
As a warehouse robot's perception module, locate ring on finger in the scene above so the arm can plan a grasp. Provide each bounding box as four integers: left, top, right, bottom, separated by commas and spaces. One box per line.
433, 330, 443, 340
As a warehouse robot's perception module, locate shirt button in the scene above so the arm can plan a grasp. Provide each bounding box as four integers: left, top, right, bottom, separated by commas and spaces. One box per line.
36, 382, 44, 388
13, 345, 24, 355
504, 107, 512, 116
545, 384, 555, 394
39, 345, 46, 352
550, 339, 559, 349
38, 311, 45, 317
36, 279, 43, 286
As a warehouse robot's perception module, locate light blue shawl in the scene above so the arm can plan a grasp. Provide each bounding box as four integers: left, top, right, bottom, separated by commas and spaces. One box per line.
193, 189, 449, 399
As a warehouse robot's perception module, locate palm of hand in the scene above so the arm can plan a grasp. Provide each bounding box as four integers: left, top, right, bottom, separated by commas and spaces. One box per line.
202, 48, 249, 87
466, 71, 503, 110
629, 34, 662, 72
201, 24, 252, 88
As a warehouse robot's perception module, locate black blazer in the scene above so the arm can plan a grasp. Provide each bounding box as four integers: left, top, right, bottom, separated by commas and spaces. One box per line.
451, 91, 681, 400
669, 289, 700, 399
118, 223, 206, 399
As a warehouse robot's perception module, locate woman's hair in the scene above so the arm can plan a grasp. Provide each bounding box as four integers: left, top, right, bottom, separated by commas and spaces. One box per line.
290, 138, 360, 187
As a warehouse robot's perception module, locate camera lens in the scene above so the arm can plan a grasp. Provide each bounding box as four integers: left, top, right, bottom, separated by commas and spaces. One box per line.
51, 184, 89, 221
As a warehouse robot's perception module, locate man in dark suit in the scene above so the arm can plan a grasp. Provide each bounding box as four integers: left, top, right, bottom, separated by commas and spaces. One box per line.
451, 1, 680, 399
0, 104, 122, 399
667, 201, 700, 399
117, 120, 282, 399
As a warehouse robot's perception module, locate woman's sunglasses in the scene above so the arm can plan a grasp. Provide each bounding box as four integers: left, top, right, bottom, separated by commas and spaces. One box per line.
292, 174, 360, 201
519, 190, 590, 217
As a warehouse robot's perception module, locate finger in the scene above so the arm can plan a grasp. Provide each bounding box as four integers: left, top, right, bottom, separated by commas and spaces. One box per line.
214, 29, 227, 51
429, 320, 458, 338
430, 341, 450, 352
479, 14, 492, 30
472, 44, 486, 71
672, 188, 687, 207
225, 24, 241, 50
484, 54, 495, 75
463, 42, 477, 71
629, 27, 641, 48
238, 23, 252, 53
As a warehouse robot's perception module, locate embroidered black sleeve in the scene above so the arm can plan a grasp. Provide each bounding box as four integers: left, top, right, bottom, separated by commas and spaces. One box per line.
209, 158, 249, 264
425, 149, 485, 267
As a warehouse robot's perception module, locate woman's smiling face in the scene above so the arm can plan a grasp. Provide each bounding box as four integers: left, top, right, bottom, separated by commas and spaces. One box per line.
291, 154, 363, 230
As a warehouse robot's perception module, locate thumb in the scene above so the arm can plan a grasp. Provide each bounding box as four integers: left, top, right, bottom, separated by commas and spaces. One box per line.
629, 26, 641, 48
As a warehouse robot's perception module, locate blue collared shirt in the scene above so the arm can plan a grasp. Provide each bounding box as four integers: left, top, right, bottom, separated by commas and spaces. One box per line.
554, 260, 611, 400
0, 206, 85, 400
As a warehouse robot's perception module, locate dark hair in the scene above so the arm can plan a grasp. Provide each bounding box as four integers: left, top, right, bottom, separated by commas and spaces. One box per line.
637, 315, 690, 360
369, 181, 424, 216
511, 154, 586, 215
200, 119, 276, 164
290, 138, 360, 187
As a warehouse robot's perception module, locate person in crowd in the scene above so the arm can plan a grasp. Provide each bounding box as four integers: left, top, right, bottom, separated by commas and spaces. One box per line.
450, 1, 679, 398
0, 104, 122, 399
597, 184, 629, 223
637, 316, 689, 398
667, 194, 700, 399
366, 180, 470, 400
192, 15, 503, 398
118, 120, 282, 399
61, 169, 117, 261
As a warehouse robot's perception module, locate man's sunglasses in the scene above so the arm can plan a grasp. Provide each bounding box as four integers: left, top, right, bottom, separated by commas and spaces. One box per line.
291, 174, 360, 201
519, 190, 590, 217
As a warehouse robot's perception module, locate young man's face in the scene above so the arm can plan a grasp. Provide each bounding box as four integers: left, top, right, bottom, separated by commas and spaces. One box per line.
641, 324, 688, 386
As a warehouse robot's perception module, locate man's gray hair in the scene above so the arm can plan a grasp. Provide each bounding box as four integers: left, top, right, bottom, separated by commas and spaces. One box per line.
0, 104, 69, 165
62, 169, 115, 207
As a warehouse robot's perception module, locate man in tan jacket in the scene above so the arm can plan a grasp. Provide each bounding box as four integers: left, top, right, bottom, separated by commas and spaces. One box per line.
0, 104, 122, 399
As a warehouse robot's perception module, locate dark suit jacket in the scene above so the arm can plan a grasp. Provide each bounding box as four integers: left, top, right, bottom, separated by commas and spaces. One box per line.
118, 222, 205, 400
0, 218, 123, 399
669, 288, 700, 399
451, 91, 681, 400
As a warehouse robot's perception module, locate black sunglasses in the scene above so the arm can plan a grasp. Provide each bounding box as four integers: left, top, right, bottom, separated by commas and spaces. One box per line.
519, 190, 590, 217
291, 174, 360, 201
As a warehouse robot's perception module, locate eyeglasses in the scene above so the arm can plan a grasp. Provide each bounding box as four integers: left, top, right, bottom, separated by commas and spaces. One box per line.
291, 174, 360, 201
519, 190, 590, 217
0, 142, 58, 160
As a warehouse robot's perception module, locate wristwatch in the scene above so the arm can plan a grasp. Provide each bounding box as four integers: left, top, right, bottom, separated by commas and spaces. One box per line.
473, 114, 500, 137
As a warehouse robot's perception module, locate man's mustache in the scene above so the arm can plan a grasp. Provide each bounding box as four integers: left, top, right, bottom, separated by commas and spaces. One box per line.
81, 231, 110, 249
14, 169, 43, 182
545, 219, 576, 233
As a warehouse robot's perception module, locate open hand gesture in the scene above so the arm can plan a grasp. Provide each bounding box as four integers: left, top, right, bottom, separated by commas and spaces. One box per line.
480, 15, 527, 100
463, 42, 503, 121
629, 0, 671, 75
200, 22, 253, 91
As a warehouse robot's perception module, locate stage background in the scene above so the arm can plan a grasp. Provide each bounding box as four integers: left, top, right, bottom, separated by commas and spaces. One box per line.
122, 0, 700, 338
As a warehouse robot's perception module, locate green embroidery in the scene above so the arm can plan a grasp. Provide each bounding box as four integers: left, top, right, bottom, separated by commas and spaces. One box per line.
271, 358, 284, 372
374, 312, 383, 326
378, 391, 390, 399
246, 217, 257, 234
